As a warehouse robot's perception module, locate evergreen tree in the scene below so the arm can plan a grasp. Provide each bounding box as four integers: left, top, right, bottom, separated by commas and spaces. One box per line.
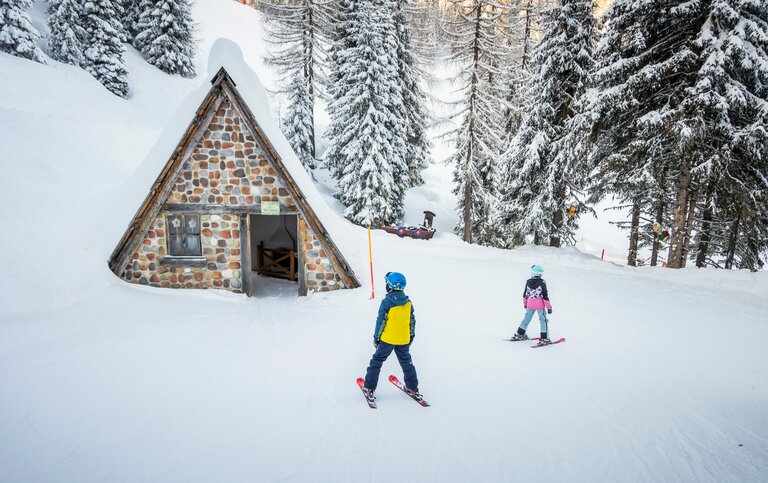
0, 0, 46, 63
122, 0, 142, 41
684, 0, 768, 269
262, 0, 335, 171
442, 0, 513, 244
590, 0, 768, 269
496, 0, 596, 248
47, 0, 87, 66
131, 0, 153, 51
134, 0, 196, 77
395, 0, 431, 187
325, 0, 408, 226
81, 0, 129, 97
282, 74, 315, 172
501, 0, 544, 139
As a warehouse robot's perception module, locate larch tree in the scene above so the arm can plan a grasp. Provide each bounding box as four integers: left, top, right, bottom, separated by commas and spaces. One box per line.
442, 0, 513, 245
261, 0, 335, 171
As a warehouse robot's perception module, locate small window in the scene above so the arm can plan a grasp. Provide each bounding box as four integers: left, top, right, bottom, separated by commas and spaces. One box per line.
167, 214, 202, 257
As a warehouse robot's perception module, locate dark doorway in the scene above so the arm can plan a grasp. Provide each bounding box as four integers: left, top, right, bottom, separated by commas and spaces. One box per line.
247, 214, 299, 294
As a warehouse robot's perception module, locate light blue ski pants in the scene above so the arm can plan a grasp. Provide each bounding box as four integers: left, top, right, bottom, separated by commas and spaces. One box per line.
519, 309, 548, 334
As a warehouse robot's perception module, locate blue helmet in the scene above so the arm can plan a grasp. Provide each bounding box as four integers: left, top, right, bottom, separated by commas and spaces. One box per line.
385, 272, 407, 291
531, 265, 544, 277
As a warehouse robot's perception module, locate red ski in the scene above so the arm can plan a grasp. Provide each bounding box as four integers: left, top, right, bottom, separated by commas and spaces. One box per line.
504, 336, 542, 342
388, 375, 430, 407
357, 377, 376, 408
530, 337, 566, 348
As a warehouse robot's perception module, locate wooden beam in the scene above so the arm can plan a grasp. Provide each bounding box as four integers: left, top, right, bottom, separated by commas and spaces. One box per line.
298, 216, 308, 296
163, 203, 298, 214
240, 213, 251, 296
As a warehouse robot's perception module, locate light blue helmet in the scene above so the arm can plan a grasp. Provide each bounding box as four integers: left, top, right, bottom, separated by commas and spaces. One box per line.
531, 265, 544, 278
385, 272, 407, 291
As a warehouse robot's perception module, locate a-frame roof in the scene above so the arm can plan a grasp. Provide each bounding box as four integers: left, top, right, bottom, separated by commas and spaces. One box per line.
108, 66, 359, 290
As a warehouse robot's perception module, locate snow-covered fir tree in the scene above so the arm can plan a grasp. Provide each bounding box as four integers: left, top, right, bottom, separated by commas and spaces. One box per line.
81, 0, 129, 97
134, 0, 195, 77
47, 0, 87, 66
325, 0, 409, 226
121, 0, 142, 41
261, 0, 335, 171
0, 0, 46, 63
683, 0, 768, 270
590, 0, 768, 269
281, 74, 315, 172
442, 0, 513, 244
131, 0, 153, 51
495, 0, 596, 248
394, 0, 431, 187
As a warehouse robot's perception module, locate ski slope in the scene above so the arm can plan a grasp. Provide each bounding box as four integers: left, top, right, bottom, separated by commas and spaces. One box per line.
1, 1, 767, 482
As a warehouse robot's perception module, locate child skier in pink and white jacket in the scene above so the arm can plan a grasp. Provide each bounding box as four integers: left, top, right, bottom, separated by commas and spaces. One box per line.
510, 264, 553, 345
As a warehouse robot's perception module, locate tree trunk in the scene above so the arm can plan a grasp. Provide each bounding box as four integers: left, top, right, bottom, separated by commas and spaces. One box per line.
521, 0, 534, 71
724, 216, 739, 269
680, 181, 698, 267
650, 199, 664, 266
549, 184, 566, 247
627, 201, 641, 266
695, 181, 715, 268
667, 164, 692, 268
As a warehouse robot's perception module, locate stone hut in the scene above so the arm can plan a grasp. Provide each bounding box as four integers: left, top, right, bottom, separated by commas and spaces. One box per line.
109, 67, 359, 296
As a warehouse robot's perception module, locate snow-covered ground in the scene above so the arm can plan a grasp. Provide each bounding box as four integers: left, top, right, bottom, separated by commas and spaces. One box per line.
1, 1, 767, 482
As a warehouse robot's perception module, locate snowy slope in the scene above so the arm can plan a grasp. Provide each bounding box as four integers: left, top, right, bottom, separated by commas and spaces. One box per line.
1, 1, 767, 482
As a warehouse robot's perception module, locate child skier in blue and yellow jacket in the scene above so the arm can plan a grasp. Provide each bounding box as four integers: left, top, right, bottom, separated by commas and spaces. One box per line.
362, 272, 421, 400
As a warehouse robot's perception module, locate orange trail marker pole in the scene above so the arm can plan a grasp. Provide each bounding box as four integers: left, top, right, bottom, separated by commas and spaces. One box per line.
368, 226, 375, 299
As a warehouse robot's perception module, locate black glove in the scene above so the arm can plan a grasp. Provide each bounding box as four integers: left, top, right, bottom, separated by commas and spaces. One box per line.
547, 308, 553, 315
373, 338, 380, 348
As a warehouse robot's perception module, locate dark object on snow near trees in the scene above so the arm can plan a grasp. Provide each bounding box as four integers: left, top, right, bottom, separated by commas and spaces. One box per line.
381, 211, 437, 240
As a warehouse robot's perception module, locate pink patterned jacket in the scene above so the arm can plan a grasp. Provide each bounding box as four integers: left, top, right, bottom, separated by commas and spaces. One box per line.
523, 278, 552, 311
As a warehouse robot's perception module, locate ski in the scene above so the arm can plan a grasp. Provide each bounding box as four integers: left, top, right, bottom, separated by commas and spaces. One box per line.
357, 377, 376, 409
504, 336, 541, 342
388, 375, 430, 407
530, 337, 566, 348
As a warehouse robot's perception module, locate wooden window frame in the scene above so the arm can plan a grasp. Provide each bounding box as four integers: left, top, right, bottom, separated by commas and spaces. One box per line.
165, 213, 203, 260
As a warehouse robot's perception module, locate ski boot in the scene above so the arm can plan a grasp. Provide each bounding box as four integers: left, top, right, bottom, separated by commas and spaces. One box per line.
537, 338, 552, 346
363, 388, 376, 404
405, 387, 424, 402
510, 333, 529, 341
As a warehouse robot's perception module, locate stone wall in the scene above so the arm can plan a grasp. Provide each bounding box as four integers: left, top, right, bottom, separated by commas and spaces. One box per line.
167, 99, 297, 211
303, 224, 346, 293
120, 213, 243, 292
